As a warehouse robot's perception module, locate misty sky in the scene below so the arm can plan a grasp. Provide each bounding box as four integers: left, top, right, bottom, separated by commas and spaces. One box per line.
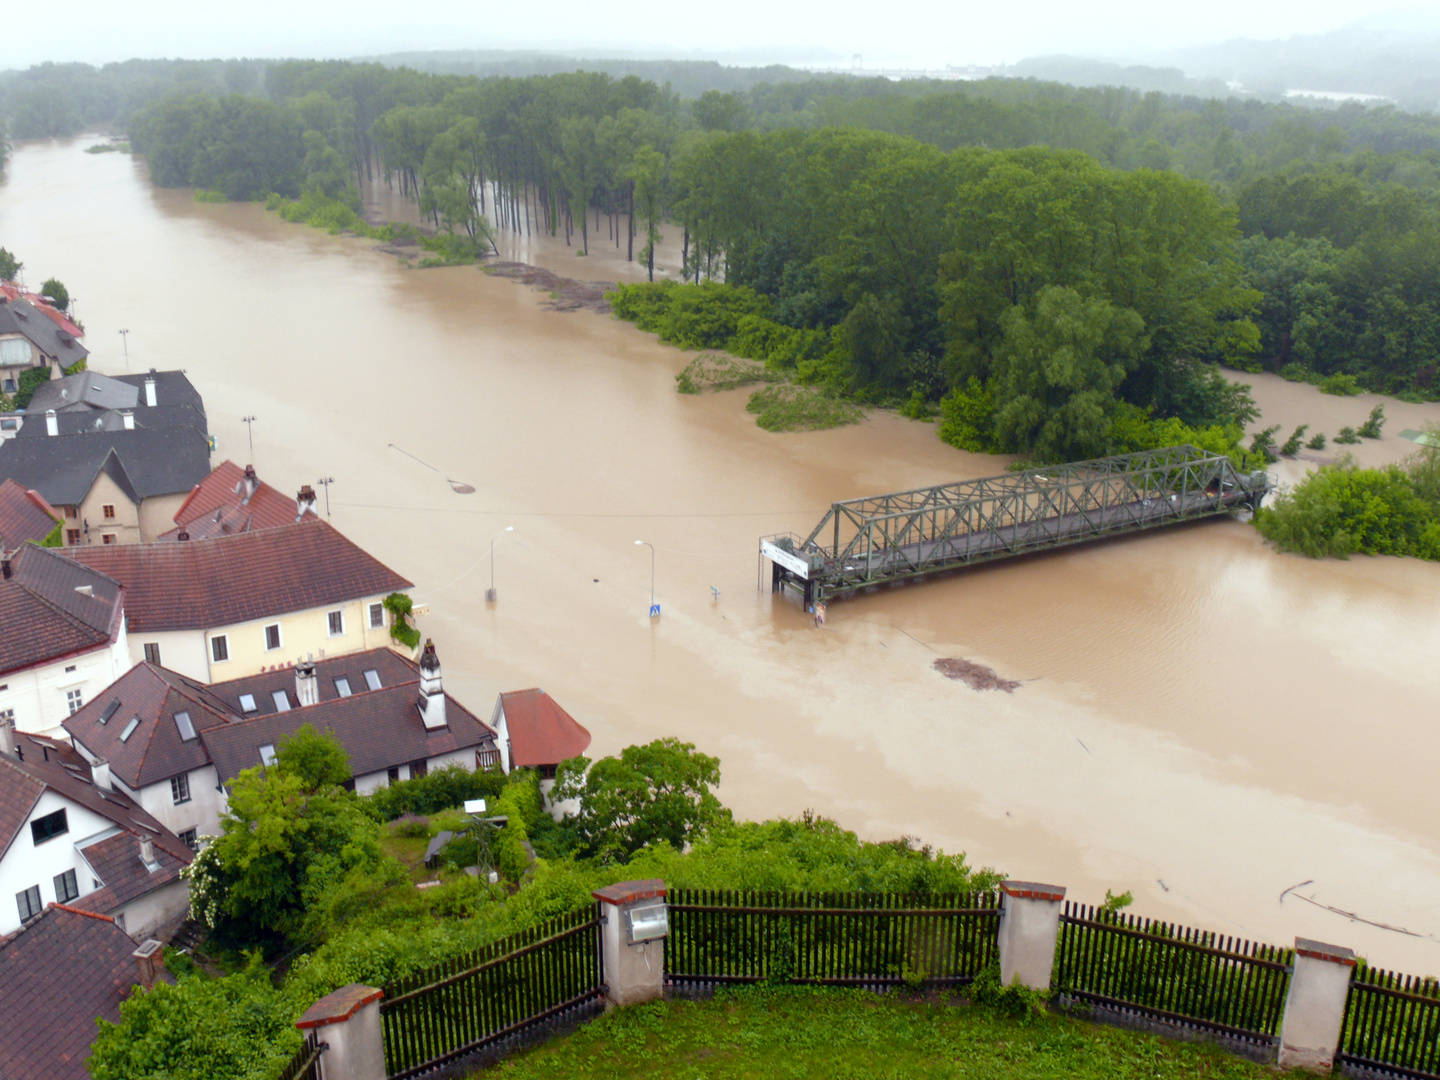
0, 0, 1422, 72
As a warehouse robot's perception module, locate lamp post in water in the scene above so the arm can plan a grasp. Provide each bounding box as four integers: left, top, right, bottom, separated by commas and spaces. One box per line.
487, 526, 513, 602
317, 477, 334, 517
118, 329, 129, 369
634, 540, 658, 617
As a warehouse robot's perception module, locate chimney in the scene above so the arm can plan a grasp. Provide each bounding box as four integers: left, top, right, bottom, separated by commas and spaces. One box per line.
417, 639, 446, 730
295, 484, 317, 521
242, 464, 259, 502
91, 757, 112, 790
176, 530, 189, 541
295, 657, 319, 707
138, 835, 159, 871
45, 409, 58, 437
0, 710, 14, 757
132, 939, 166, 989
1, 553, 11, 580
121, 410, 134, 430
143, 375, 157, 408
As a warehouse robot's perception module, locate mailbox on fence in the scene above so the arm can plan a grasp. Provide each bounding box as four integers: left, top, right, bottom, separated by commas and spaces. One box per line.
625, 900, 669, 945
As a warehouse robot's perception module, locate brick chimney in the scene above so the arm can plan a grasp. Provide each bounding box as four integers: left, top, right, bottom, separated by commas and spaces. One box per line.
45, 409, 58, 437
295, 657, 319, 708
143, 373, 157, 407
132, 939, 166, 989
417, 639, 446, 730
241, 464, 259, 503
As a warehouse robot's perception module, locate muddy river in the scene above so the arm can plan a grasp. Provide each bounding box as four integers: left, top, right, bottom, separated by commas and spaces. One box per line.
5, 139, 1440, 970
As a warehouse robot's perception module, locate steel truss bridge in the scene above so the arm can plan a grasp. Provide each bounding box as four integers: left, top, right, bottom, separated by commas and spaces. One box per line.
761, 445, 1272, 606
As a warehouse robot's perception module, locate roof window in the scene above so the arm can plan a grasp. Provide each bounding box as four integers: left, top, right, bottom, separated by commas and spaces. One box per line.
239, 693, 257, 713
272, 690, 291, 713
334, 677, 351, 698
363, 669, 381, 691
99, 699, 121, 725
119, 717, 140, 742
259, 744, 277, 766
174, 711, 197, 741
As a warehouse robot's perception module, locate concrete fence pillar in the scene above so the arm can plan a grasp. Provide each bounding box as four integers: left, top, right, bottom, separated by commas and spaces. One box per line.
593, 878, 668, 1007
997, 879, 1066, 991
1277, 938, 1357, 1072
295, 983, 386, 1080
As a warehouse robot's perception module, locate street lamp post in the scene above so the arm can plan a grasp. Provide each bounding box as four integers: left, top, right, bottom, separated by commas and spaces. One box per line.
634, 540, 658, 617
487, 526, 513, 603
241, 416, 256, 458
317, 477, 334, 517
118, 329, 130, 368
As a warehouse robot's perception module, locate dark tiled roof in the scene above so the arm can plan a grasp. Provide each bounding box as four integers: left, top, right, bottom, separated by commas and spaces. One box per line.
499, 689, 592, 767
113, 371, 205, 413
25, 372, 138, 413
208, 648, 420, 718
0, 478, 59, 547
0, 733, 192, 866
160, 460, 315, 541
14, 403, 208, 438
0, 544, 123, 677
0, 756, 45, 868
204, 663, 496, 783
74, 830, 188, 913
62, 663, 233, 790
0, 904, 169, 1080
0, 425, 212, 506
0, 295, 89, 363
63, 518, 412, 632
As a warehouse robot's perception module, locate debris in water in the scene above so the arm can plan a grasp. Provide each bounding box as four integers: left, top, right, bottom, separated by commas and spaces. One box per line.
485, 261, 613, 313
933, 657, 1021, 693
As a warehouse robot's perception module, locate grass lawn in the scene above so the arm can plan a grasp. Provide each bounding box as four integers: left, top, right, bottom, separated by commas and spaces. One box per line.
487, 986, 1302, 1080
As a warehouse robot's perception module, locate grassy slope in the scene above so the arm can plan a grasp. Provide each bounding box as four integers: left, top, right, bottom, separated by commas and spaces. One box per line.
488, 986, 1303, 1079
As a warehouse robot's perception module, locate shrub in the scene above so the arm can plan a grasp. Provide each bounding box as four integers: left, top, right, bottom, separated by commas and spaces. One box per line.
193, 189, 227, 203
1306, 432, 1327, 451
1280, 425, 1309, 457
1335, 426, 1361, 444
1358, 404, 1386, 439
13, 367, 51, 409
1248, 424, 1281, 463
393, 813, 430, 838
608, 281, 770, 350
938, 378, 1003, 453
746, 384, 864, 432
1319, 372, 1362, 396
1254, 459, 1440, 560
365, 764, 507, 821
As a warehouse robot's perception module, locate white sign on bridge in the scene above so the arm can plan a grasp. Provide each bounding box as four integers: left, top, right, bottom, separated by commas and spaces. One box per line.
761, 540, 811, 580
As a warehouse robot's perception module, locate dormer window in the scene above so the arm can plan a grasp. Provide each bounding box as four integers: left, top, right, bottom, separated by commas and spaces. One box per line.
238, 694, 257, 713
363, 669, 381, 691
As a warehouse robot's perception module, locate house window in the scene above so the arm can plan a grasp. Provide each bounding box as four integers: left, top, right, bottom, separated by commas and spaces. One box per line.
64, 506, 78, 519
53, 869, 79, 903
179, 828, 198, 851
143, 642, 161, 665
264, 623, 282, 651
386, 766, 400, 784
410, 759, 427, 779
327, 610, 344, 636
259, 744, 277, 766
238, 693, 257, 713
66, 689, 83, 715
271, 690, 291, 712
369, 602, 385, 629
333, 677, 351, 698
64, 665, 76, 673
119, 716, 140, 742
211, 635, 229, 663
174, 711, 196, 741
1, 377, 15, 394
363, 669, 381, 691
0, 417, 15, 432
98, 700, 119, 724
102, 533, 116, 545
171, 773, 191, 805
31, 809, 68, 845
15, 885, 41, 923
65, 528, 81, 545
102, 504, 116, 519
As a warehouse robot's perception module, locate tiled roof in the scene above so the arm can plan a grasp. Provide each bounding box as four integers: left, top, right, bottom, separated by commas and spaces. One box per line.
62, 663, 234, 790
0, 294, 89, 363
0, 543, 123, 677
207, 648, 419, 718
0, 732, 192, 866
25, 371, 139, 413
0, 281, 84, 339
203, 652, 497, 783
0, 478, 59, 547
160, 460, 315, 541
0, 425, 212, 506
0, 756, 45, 868
113, 371, 205, 413
498, 689, 592, 767
63, 518, 413, 632
14, 403, 208, 438
74, 829, 188, 914
0, 904, 169, 1080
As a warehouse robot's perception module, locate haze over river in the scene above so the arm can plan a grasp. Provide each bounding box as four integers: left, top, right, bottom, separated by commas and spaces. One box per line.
6, 139, 1440, 970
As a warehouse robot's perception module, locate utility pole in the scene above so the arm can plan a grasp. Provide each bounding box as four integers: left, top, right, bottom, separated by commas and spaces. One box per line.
317, 477, 334, 517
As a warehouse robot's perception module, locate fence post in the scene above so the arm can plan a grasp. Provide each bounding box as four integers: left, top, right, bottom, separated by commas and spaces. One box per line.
593, 878, 668, 1007
997, 880, 1066, 991
1277, 938, 1356, 1072
295, 984, 385, 1080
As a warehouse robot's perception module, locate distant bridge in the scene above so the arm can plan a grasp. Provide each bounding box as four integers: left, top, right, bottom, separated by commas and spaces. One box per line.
761, 445, 1272, 607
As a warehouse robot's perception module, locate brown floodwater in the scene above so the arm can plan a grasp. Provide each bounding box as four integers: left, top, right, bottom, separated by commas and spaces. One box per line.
6, 139, 1440, 970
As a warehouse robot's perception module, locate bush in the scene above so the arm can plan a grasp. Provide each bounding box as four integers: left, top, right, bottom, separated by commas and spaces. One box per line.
1280, 425, 1309, 457
1254, 459, 1440, 560
1319, 372, 1362, 396
745, 384, 864, 432
366, 764, 507, 821
393, 813, 430, 838
1306, 432, 1327, 451
1335, 426, 1361, 444
1358, 404, 1386, 439
609, 281, 770, 350
193, 189, 227, 203
13, 367, 51, 410
938, 378, 1003, 453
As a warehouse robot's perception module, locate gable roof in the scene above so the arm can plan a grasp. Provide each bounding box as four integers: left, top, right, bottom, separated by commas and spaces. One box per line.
0, 280, 84, 339
498, 689, 592, 767
201, 648, 497, 783
113, 370, 205, 412
0, 478, 59, 548
0, 425, 212, 506
0, 904, 167, 1080
14, 403, 208, 439
161, 460, 316, 541
62, 663, 234, 790
25, 371, 139, 414
73, 829, 189, 915
0, 544, 124, 677
0, 295, 88, 363
63, 517, 413, 632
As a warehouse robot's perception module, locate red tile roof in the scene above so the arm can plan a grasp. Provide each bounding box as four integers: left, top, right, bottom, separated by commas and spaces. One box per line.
63, 517, 412, 632
161, 460, 315, 541
0, 280, 85, 338
0, 904, 170, 1080
0, 479, 60, 548
498, 689, 592, 768
73, 830, 189, 915
0, 544, 124, 677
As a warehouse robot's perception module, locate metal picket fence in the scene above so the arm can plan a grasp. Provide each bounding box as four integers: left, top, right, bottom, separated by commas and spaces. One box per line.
1339, 966, 1440, 1079
275, 1032, 325, 1080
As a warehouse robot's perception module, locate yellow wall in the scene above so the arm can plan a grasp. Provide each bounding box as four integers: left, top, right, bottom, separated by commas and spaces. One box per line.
75, 470, 141, 546
203, 594, 403, 679
138, 491, 187, 541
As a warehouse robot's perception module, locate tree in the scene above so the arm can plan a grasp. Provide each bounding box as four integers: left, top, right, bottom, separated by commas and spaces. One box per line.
38, 277, 68, 311
276, 723, 351, 792
629, 145, 666, 281
0, 247, 20, 281
552, 738, 727, 861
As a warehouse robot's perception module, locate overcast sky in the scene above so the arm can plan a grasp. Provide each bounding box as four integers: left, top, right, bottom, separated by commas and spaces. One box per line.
0, 1, 1425, 73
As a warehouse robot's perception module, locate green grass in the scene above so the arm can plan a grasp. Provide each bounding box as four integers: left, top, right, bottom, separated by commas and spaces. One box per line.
486, 986, 1297, 1079
746, 384, 865, 432
675, 353, 779, 395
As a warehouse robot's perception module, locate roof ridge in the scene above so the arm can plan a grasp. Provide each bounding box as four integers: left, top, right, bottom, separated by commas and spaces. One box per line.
49, 902, 115, 923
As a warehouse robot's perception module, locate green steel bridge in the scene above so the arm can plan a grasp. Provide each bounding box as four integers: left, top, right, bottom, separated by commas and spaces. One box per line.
761, 445, 1272, 607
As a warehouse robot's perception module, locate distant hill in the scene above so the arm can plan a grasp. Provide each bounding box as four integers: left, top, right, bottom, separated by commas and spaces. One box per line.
999, 57, 1238, 100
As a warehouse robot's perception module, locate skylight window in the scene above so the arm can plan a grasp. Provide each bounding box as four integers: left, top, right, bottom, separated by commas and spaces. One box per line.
259, 744, 277, 766
98, 700, 121, 725
238, 694, 257, 713
173, 711, 197, 742
272, 690, 291, 713
119, 717, 140, 742
334, 677, 352, 698
363, 669, 381, 691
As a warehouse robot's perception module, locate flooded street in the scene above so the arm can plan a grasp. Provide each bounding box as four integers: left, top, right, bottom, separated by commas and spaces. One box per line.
6, 139, 1440, 971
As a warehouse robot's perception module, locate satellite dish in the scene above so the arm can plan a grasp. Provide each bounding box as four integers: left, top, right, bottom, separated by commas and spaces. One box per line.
463, 799, 487, 814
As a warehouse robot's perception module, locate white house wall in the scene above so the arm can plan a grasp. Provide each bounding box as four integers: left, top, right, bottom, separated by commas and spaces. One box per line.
113, 877, 190, 941
126, 630, 208, 683
135, 765, 224, 842
1, 633, 131, 739
0, 789, 116, 936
